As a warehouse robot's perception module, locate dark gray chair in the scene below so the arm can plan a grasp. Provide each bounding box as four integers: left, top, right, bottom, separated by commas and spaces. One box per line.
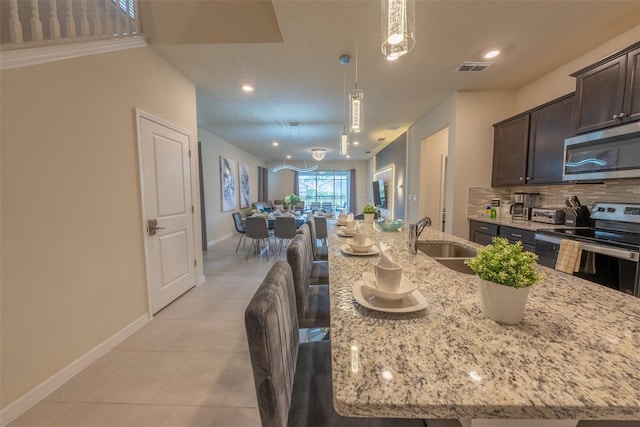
314, 216, 328, 246
232, 212, 246, 253
245, 216, 274, 260
274, 216, 297, 255
245, 261, 429, 427
303, 220, 328, 261
291, 226, 329, 285
286, 235, 330, 328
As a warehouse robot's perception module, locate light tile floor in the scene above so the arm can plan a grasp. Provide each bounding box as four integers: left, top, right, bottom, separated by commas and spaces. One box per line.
9, 235, 286, 427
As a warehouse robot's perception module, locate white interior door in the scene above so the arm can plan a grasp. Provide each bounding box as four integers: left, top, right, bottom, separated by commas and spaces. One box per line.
138, 111, 195, 314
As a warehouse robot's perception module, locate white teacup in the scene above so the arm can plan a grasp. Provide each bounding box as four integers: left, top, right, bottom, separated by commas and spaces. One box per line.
353, 232, 367, 246
345, 220, 356, 230
339, 212, 347, 220
374, 263, 403, 293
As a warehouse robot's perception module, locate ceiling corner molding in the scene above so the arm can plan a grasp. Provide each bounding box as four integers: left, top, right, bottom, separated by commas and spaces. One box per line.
0, 37, 148, 70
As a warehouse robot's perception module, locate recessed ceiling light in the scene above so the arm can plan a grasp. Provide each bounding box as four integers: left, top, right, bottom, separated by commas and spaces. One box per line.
242, 84, 255, 92
286, 155, 291, 159
353, 141, 360, 145
272, 141, 278, 146
483, 50, 500, 59
346, 155, 351, 158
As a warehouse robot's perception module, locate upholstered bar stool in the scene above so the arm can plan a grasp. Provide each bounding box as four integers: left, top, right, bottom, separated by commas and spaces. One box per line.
293, 226, 329, 285
302, 220, 328, 261
245, 261, 429, 427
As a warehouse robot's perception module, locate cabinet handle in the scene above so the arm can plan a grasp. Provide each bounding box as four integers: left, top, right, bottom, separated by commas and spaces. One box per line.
613, 114, 619, 119
480, 226, 488, 230
512, 233, 523, 238
526, 176, 531, 181
519, 177, 524, 181
619, 112, 627, 118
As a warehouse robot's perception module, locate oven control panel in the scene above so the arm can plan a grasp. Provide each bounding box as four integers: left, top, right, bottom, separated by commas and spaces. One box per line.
591, 203, 640, 224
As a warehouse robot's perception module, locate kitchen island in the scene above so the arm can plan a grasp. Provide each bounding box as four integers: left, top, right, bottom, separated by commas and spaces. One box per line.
328, 223, 640, 426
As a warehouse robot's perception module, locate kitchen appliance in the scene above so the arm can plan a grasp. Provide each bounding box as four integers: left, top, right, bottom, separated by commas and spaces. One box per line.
531, 208, 565, 224
535, 202, 640, 297
563, 121, 640, 181
510, 192, 540, 220
563, 195, 590, 226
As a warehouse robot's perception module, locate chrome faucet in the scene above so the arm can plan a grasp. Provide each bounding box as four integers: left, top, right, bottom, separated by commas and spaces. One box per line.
408, 216, 431, 253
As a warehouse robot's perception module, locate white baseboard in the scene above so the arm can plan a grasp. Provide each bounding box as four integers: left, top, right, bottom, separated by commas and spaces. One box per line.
207, 233, 233, 248
198, 274, 207, 285
0, 314, 149, 426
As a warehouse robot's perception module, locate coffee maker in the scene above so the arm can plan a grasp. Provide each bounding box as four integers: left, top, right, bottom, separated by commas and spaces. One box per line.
510, 192, 540, 220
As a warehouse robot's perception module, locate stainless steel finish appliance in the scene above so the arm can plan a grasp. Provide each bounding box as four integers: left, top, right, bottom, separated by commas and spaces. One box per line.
531, 208, 565, 224
563, 121, 640, 181
510, 192, 540, 220
535, 202, 640, 297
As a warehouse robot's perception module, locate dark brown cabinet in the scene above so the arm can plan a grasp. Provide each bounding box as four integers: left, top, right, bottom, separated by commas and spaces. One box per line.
499, 226, 536, 253
492, 94, 574, 187
469, 220, 498, 245
572, 43, 640, 134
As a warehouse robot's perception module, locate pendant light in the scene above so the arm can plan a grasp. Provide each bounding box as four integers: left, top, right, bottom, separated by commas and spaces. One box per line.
271, 123, 319, 173
350, 3, 363, 134
381, 0, 415, 59
340, 67, 350, 157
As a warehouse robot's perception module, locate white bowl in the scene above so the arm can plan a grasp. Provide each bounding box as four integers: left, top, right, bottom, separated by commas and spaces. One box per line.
347, 238, 374, 253
362, 272, 417, 301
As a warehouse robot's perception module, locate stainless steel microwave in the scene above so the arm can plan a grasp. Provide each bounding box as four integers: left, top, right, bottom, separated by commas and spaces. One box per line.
563, 121, 640, 181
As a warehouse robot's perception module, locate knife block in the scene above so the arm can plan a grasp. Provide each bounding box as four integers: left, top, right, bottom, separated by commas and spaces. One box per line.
564, 206, 591, 227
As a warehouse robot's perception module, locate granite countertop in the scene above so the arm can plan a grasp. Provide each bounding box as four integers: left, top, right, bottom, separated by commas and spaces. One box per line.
467, 215, 571, 231
328, 223, 640, 421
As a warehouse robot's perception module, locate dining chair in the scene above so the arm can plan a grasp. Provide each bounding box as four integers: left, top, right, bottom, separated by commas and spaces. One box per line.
245, 261, 429, 427
244, 216, 275, 260
274, 216, 297, 255
303, 219, 328, 261
295, 224, 329, 283
231, 212, 246, 253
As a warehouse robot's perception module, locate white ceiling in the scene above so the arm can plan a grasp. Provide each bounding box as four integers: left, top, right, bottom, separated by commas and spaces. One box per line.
146, 1, 640, 163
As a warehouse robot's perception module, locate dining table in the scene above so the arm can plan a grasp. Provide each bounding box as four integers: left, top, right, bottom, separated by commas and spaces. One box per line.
243, 214, 306, 229
328, 221, 640, 427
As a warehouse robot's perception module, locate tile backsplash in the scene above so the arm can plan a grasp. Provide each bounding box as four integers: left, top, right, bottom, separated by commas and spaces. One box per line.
468, 179, 640, 217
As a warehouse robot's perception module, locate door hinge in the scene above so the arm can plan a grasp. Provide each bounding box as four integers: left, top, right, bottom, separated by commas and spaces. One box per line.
189, 149, 192, 158
191, 205, 194, 213
194, 259, 197, 267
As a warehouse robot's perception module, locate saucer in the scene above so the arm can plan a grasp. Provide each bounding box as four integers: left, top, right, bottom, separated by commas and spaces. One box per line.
352, 282, 427, 313
337, 229, 356, 237
346, 238, 374, 253
361, 272, 417, 301
341, 244, 380, 256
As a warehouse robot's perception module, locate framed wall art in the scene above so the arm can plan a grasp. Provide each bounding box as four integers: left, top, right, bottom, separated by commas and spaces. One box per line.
220, 156, 237, 212
239, 163, 250, 208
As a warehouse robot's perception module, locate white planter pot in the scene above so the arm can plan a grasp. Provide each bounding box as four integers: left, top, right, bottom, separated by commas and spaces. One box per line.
477, 278, 531, 324
363, 213, 375, 224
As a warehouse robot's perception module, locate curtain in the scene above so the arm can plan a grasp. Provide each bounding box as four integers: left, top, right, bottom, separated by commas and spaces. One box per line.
258, 166, 268, 201
294, 171, 299, 195
349, 168, 356, 214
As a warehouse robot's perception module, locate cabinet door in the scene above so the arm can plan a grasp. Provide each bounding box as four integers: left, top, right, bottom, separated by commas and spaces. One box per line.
527, 95, 574, 184
492, 115, 529, 187
573, 54, 626, 134
623, 47, 640, 123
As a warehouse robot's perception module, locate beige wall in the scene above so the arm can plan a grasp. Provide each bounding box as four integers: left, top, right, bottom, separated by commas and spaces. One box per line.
267, 160, 370, 213
0, 46, 199, 409
516, 25, 640, 112
199, 128, 266, 245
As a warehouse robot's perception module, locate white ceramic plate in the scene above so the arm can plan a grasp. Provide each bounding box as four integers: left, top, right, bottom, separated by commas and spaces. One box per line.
361, 272, 417, 301
346, 238, 374, 253
352, 282, 427, 313
337, 229, 356, 237
341, 244, 380, 256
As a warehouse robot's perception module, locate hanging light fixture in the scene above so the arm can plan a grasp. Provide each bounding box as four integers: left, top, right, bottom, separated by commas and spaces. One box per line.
350, 4, 363, 134
340, 130, 349, 156
339, 61, 350, 157
271, 123, 319, 173
381, 0, 415, 59
310, 148, 327, 161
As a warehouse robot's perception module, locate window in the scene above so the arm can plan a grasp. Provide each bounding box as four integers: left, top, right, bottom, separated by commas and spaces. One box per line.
298, 170, 350, 212
115, 0, 136, 20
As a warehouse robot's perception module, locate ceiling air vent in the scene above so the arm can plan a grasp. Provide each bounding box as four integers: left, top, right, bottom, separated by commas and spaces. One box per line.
456, 62, 493, 72
377, 137, 386, 142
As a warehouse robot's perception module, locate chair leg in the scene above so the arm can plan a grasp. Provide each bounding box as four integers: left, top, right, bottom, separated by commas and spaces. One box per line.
235, 234, 245, 253
245, 239, 255, 260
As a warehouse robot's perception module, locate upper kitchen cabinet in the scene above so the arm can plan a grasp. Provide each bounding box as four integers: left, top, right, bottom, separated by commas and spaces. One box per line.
492, 94, 574, 187
572, 42, 640, 134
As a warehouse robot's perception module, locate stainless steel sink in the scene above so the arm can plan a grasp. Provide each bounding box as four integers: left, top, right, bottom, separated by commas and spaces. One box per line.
416, 241, 476, 275
416, 241, 476, 259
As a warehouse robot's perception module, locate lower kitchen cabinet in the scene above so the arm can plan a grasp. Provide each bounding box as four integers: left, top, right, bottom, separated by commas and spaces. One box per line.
469, 220, 498, 245
499, 226, 536, 253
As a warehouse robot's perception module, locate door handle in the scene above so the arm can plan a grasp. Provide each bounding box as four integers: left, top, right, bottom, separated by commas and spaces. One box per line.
148, 219, 165, 236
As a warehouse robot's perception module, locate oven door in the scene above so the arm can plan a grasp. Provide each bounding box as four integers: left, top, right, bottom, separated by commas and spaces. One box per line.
535, 233, 640, 297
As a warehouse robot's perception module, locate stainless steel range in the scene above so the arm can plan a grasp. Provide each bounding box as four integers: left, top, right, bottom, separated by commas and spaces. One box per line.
535, 202, 640, 297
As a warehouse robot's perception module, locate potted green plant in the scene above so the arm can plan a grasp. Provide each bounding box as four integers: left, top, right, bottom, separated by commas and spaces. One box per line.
283, 194, 300, 211
362, 204, 376, 224
464, 237, 541, 324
